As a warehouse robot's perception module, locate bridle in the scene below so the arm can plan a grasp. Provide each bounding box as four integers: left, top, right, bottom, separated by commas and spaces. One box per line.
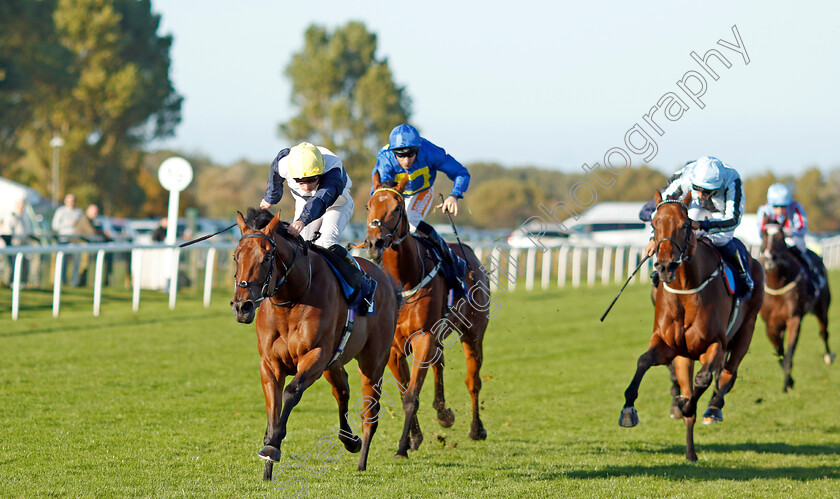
653, 199, 694, 267
760, 225, 787, 271
368, 188, 409, 249
235, 231, 304, 305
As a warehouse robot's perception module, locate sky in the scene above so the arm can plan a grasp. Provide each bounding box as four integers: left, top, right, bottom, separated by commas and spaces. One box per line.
149, 0, 840, 177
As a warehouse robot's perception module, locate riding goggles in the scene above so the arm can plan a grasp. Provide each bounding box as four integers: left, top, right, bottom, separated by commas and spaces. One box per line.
393, 147, 419, 158
293, 175, 320, 184
691, 184, 718, 196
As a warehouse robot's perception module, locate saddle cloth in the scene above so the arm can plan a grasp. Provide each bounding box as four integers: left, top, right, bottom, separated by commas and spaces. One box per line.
314, 246, 377, 316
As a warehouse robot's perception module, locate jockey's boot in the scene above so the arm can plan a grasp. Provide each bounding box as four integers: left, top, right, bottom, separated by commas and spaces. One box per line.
415, 221, 468, 298
329, 244, 375, 314
328, 244, 364, 282
802, 249, 826, 296
720, 238, 754, 299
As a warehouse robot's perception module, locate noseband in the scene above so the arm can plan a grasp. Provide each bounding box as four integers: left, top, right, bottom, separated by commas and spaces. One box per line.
369, 188, 409, 248
654, 200, 694, 266
235, 232, 298, 304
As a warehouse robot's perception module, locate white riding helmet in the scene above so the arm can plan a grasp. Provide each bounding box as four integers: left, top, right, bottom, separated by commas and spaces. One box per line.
767, 183, 792, 207
688, 156, 725, 191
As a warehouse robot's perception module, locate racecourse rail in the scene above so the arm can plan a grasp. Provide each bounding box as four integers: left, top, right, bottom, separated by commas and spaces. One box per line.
4, 236, 840, 320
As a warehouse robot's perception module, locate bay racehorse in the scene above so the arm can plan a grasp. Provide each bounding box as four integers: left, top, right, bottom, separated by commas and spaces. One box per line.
230, 208, 399, 478
363, 175, 490, 458
619, 191, 764, 461
759, 223, 833, 392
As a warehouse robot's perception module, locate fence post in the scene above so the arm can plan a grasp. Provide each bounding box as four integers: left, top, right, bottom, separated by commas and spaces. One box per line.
93, 250, 105, 317
601, 247, 612, 285
204, 248, 217, 308
541, 248, 552, 290
525, 248, 536, 291
132, 249, 142, 312
489, 247, 501, 293
11, 252, 23, 321
53, 251, 64, 318
168, 248, 180, 310
628, 249, 638, 283
558, 246, 569, 287
508, 249, 520, 291
571, 247, 582, 288
615, 246, 625, 284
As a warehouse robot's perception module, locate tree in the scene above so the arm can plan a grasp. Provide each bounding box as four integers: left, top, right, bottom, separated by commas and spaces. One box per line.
280, 22, 411, 183
4, 0, 182, 216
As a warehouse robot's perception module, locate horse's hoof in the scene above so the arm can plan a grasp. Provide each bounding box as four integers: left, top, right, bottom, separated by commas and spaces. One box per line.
619, 407, 639, 427
702, 407, 723, 425
826, 352, 836, 365
437, 408, 455, 428
393, 452, 408, 460
469, 425, 487, 440
409, 433, 424, 451
345, 437, 362, 453
258, 445, 282, 462
670, 403, 683, 419
686, 452, 698, 462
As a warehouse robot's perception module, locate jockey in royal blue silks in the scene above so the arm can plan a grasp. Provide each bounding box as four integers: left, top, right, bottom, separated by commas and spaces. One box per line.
757, 183, 825, 291
370, 124, 471, 297
645, 156, 755, 298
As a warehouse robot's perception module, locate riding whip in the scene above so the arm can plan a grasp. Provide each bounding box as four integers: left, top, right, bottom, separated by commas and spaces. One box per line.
438, 193, 474, 274
600, 253, 651, 322
179, 223, 236, 247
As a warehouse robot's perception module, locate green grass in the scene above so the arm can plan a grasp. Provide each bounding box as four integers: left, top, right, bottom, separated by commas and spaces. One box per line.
1, 276, 840, 498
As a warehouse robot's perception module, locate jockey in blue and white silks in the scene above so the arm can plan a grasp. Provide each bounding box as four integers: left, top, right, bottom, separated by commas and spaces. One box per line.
260, 142, 353, 248
645, 156, 754, 297
370, 124, 470, 297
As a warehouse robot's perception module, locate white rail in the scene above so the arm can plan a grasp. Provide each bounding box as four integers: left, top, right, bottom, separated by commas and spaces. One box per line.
1, 239, 835, 320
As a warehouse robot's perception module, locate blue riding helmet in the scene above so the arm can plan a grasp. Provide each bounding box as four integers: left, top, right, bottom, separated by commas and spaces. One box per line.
388, 124, 421, 150
767, 183, 792, 207
689, 156, 725, 191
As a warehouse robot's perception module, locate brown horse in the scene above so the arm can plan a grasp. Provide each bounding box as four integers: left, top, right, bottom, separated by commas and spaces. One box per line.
619, 191, 764, 461
363, 176, 490, 458
230, 208, 399, 479
759, 223, 833, 392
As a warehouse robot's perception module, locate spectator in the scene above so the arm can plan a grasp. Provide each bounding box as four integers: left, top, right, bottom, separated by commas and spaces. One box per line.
74, 204, 112, 286
1, 198, 33, 285
51, 193, 83, 286
152, 217, 167, 243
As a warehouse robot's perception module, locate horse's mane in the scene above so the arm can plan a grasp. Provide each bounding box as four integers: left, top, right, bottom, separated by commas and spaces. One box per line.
244, 207, 289, 234
381, 180, 398, 189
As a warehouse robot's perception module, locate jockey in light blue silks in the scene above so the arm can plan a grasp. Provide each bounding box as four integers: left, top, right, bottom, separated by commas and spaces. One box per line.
757, 183, 825, 291
370, 124, 470, 297
645, 156, 754, 298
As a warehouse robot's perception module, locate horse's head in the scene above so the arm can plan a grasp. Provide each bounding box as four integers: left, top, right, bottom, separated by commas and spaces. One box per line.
760, 222, 790, 271
651, 190, 697, 283
230, 208, 289, 323
364, 173, 410, 264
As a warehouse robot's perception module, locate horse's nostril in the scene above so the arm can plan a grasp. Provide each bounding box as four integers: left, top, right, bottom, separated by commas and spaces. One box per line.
374, 239, 384, 249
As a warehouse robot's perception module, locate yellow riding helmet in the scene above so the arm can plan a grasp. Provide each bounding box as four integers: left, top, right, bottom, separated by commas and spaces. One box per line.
288, 142, 325, 179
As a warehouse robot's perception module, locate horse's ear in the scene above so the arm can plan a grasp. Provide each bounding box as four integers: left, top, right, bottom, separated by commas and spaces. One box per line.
395, 175, 409, 193
266, 211, 282, 235
681, 190, 692, 206
654, 190, 663, 205
372, 171, 382, 191
236, 211, 248, 234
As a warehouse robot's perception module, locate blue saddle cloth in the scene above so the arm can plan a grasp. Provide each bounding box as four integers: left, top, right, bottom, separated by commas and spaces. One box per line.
321, 258, 377, 316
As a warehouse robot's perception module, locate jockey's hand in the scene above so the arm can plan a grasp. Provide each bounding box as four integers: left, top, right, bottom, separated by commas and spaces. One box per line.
691, 220, 701, 230
644, 238, 656, 257
288, 220, 304, 236
259, 199, 272, 210
437, 196, 458, 216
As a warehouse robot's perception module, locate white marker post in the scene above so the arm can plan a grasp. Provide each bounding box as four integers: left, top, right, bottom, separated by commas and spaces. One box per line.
158, 157, 193, 310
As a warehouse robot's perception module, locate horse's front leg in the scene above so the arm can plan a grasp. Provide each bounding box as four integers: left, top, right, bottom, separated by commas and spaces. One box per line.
388, 347, 422, 448
260, 350, 327, 477
619, 338, 674, 428
396, 330, 438, 458
782, 315, 802, 392
259, 360, 286, 480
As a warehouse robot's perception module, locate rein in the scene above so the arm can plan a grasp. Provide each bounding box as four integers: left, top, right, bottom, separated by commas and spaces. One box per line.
369, 188, 409, 249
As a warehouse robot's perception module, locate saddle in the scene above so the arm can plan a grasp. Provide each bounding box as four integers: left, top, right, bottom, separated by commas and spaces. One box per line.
312, 245, 377, 315
416, 236, 468, 298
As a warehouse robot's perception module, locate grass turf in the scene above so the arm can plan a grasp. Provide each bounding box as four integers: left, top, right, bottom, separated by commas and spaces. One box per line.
1, 275, 839, 497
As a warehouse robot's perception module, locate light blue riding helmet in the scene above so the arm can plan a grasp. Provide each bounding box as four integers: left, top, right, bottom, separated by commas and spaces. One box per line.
689, 156, 725, 191
388, 124, 421, 150
767, 183, 792, 207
